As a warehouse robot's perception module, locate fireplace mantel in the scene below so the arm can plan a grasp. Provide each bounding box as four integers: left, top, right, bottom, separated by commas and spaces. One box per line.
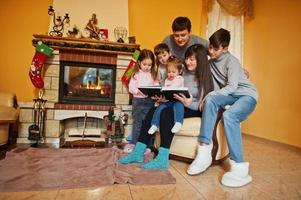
32, 34, 140, 55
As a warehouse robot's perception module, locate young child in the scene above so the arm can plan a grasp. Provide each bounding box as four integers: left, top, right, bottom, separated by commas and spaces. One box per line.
187, 28, 258, 188
125, 49, 159, 152
148, 56, 185, 134
153, 43, 171, 86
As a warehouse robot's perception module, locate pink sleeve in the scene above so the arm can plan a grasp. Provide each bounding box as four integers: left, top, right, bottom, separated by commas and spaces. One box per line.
129, 74, 139, 95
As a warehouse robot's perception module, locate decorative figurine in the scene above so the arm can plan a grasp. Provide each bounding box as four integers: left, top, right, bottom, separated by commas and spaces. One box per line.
67, 25, 81, 38
85, 13, 101, 40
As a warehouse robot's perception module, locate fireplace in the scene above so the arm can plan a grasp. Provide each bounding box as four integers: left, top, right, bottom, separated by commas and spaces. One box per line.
17, 35, 139, 145
59, 61, 116, 105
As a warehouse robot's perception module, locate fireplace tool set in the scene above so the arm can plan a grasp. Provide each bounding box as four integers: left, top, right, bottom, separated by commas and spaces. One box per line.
28, 91, 47, 148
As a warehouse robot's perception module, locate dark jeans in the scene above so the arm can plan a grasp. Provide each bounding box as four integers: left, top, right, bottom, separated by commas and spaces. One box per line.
138, 106, 202, 148
131, 97, 154, 144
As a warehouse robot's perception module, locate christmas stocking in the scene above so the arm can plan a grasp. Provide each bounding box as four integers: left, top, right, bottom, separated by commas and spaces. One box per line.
29, 41, 53, 89
121, 50, 140, 87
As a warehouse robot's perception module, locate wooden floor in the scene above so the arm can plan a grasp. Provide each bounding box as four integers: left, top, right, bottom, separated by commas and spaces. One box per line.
0, 134, 300, 200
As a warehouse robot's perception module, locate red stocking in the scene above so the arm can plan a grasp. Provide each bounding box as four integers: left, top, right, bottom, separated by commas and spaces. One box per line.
29, 53, 49, 89
29, 41, 53, 89
121, 50, 140, 88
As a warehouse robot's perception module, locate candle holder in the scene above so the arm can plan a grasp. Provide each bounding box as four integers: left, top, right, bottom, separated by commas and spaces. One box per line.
114, 26, 127, 43
48, 6, 70, 37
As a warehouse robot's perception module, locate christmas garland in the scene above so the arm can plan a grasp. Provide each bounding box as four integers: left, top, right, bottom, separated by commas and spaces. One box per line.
32, 39, 137, 53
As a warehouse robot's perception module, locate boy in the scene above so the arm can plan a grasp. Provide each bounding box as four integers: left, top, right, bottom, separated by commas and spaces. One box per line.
187, 28, 258, 188
154, 43, 171, 86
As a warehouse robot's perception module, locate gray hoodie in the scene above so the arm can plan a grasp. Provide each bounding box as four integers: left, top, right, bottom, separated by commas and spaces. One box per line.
209, 52, 258, 101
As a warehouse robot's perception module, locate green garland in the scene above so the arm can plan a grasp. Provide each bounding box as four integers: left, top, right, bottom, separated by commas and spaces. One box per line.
32, 39, 136, 53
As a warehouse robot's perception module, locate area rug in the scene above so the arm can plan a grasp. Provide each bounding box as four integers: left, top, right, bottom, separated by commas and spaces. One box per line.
0, 147, 176, 192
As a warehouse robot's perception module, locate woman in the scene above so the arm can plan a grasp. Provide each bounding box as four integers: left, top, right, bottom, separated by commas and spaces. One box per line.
118, 44, 214, 169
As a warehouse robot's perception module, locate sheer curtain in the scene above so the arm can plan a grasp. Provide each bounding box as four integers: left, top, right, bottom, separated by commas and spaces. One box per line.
206, 0, 244, 63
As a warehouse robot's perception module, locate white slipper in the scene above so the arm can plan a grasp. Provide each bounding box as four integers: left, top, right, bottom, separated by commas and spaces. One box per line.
221, 159, 252, 187
187, 143, 213, 175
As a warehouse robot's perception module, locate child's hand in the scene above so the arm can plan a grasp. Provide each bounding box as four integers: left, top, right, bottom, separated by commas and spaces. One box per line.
152, 95, 167, 103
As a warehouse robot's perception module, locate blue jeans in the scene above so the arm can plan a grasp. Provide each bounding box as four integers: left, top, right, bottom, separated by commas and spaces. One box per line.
199, 94, 257, 162
132, 97, 154, 144
151, 101, 184, 127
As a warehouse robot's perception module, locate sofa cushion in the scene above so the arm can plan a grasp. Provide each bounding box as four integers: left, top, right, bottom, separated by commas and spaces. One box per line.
170, 135, 198, 159
175, 117, 201, 137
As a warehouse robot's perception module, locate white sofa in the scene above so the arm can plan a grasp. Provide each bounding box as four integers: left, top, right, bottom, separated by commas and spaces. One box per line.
156, 110, 229, 163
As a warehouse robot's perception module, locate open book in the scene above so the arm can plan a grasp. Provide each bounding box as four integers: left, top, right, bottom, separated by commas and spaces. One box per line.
138, 86, 190, 100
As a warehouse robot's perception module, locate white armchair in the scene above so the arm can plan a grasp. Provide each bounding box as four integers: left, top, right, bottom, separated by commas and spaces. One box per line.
0, 92, 19, 147
156, 109, 229, 163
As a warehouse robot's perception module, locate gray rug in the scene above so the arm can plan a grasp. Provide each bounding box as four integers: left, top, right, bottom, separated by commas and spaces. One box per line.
0, 147, 176, 192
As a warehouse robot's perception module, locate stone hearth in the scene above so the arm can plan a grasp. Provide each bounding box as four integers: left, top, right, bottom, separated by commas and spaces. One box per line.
18, 35, 138, 145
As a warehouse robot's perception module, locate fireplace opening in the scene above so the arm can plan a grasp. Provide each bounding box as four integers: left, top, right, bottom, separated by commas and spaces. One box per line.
59, 61, 116, 105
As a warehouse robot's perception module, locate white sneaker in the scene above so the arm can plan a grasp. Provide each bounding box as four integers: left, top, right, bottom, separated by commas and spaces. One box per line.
148, 125, 158, 134
187, 143, 213, 175
171, 122, 182, 133
221, 159, 252, 187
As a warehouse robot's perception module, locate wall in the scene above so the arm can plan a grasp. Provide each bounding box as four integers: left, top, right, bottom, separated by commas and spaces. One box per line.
51, 0, 128, 41
0, 0, 52, 101
243, 0, 301, 147
128, 0, 205, 50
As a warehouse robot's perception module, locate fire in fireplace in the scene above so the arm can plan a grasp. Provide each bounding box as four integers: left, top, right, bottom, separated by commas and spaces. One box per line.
59, 61, 116, 105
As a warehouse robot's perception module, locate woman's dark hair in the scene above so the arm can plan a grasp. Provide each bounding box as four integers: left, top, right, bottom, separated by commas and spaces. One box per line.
172, 16, 191, 32
185, 44, 214, 98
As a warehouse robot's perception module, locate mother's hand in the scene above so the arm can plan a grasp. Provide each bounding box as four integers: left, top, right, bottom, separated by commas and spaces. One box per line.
173, 93, 193, 107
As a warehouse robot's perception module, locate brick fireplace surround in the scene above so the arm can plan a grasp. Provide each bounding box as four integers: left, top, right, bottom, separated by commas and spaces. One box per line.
18, 35, 139, 145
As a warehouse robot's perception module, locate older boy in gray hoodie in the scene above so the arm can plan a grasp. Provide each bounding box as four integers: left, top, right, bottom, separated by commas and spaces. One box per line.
187, 28, 258, 188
